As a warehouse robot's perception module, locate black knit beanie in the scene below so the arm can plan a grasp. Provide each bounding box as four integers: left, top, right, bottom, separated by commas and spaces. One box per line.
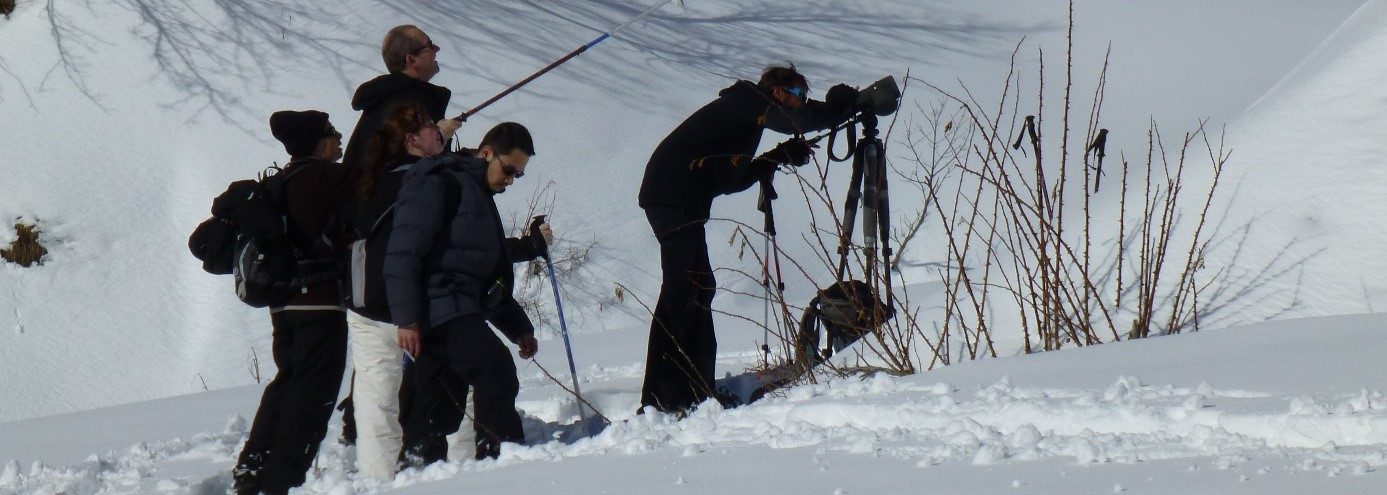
269, 110, 333, 158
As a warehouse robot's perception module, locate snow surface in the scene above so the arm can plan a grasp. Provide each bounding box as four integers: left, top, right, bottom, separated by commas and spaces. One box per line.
4, 313, 1387, 494
3, 0, 1386, 493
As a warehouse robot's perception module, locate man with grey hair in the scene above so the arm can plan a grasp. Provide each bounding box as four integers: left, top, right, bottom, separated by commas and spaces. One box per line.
338, 23, 462, 481
344, 24, 461, 167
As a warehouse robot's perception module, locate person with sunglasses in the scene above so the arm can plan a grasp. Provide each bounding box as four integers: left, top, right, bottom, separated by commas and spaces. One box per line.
383, 121, 551, 466
232, 110, 360, 495
636, 64, 860, 416
343, 25, 460, 170
336, 23, 461, 449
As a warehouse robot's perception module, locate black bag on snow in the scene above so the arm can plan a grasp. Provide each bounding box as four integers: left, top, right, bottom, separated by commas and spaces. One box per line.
795, 280, 895, 366
188, 165, 309, 308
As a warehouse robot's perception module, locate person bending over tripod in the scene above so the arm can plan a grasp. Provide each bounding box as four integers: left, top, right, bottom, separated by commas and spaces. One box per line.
636, 64, 859, 415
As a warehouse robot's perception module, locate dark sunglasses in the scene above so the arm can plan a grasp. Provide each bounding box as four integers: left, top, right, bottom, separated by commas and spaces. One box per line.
496, 155, 525, 178
783, 86, 808, 102
411, 41, 441, 55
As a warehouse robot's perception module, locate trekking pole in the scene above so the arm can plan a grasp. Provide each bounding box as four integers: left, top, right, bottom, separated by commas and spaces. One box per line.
452, 0, 682, 122
529, 215, 595, 436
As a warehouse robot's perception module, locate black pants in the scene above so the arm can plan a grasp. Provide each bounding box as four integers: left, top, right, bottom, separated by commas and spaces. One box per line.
400, 314, 523, 464
234, 310, 347, 494
640, 210, 717, 413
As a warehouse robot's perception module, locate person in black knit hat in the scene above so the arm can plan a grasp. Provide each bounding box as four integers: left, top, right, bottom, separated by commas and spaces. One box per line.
232, 109, 360, 495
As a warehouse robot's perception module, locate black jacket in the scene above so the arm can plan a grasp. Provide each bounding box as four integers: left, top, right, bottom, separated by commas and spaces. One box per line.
382, 153, 537, 340
279, 157, 359, 307
638, 80, 848, 234
341, 157, 415, 321
343, 73, 451, 167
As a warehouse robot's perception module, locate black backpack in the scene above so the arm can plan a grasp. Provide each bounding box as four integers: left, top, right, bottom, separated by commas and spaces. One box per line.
794, 280, 895, 366
343, 163, 461, 322
188, 164, 309, 308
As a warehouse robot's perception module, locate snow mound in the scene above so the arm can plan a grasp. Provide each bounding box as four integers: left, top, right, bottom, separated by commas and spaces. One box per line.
1213, 0, 1387, 319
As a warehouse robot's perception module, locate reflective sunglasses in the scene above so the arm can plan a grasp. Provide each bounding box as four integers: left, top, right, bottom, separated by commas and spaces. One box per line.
783, 86, 808, 102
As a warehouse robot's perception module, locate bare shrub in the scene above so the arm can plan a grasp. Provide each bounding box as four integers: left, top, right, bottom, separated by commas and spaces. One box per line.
508, 181, 618, 333
724, 2, 1307, 392
2, 222, 48, 267
900, 2, 1302, 360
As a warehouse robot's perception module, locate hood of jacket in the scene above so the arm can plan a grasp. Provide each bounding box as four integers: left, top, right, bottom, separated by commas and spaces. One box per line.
406, 152, 491, 194
719, 79, 760, 98
351, 73, 452, 111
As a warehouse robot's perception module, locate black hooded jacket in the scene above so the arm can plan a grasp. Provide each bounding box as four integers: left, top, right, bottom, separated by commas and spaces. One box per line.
343, 73, 451, 167
637, 80, 849, 234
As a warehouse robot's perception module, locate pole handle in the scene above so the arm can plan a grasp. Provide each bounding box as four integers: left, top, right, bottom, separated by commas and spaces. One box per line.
529, 215, 550, 259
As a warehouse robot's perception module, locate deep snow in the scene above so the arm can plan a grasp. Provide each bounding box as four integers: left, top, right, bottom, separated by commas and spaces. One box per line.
4, 313, 1387, 494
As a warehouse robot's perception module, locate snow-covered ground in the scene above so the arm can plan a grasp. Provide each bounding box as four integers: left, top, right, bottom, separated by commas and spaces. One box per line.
4, 0, 1387, 493
4, 313, 1387, 494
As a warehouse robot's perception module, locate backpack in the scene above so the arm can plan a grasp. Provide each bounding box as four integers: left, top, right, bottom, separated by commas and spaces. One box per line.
344, 162, 461, 322
188, 164, 309, 308
794, 280, 895, 366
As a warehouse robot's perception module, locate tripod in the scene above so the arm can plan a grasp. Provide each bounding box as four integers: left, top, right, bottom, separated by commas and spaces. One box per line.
828, 106, 893, 354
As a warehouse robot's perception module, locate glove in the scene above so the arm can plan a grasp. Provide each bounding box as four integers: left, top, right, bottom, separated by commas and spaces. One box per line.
520, 232, 547, 259
438, 118, 462, 140
762, 137, 817, 167
523, 216, 551, 258
825, 83, 860, 116
515, 333, 538, 360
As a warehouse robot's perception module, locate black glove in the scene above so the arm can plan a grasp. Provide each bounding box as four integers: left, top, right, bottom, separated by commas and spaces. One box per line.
520, 232, 547, 259
825, 83, 860, 116
761, 137, 816, 167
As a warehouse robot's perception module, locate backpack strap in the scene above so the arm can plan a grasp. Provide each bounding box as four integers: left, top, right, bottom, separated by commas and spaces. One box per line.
366, 203, 399, 238
362, 164, 421, 239
437, 166, 463, 239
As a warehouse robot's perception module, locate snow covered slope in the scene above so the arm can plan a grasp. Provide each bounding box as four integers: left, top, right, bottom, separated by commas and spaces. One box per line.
1210, 0, 1387, 321
0, 0, 1368, 425
3, 314, 1387, 494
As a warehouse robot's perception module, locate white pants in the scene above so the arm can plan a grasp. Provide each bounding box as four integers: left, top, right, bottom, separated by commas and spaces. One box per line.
347, 313, 404, 480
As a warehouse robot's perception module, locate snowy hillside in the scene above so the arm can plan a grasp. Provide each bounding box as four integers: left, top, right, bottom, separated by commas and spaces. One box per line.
1210, 0, 1387, 321
4, 0, 1387, 493
0, 0, 1365, 424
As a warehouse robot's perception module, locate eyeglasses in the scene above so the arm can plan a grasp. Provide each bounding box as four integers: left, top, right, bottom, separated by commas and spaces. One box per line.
411, 41, 441, 55
783, 86, 808, 102
496, 155, 525, 178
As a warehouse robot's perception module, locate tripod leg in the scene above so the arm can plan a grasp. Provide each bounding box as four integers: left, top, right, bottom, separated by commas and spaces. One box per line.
872, 136, 894, 311
835, 147, 867, 283
861, 137, 881, 285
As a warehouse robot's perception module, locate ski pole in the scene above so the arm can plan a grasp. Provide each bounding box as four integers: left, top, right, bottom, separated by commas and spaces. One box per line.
529, 215, 594, 436
453, 0, 682, 122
